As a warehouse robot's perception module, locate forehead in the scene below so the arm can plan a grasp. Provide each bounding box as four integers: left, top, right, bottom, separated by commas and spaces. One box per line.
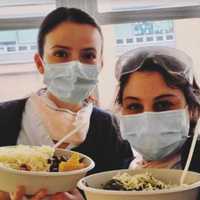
44, 21, 102, 50
123, 71, 185, 99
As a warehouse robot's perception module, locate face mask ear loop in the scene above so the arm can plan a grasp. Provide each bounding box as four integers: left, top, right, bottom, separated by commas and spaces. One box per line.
41, 57, 47, 67
184, 105, 191, 139
180, 120, 200, 185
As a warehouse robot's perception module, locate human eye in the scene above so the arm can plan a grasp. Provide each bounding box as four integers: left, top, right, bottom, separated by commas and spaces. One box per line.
154, 100, 174, 112
81, 51, 96, 64
126, 103, 143, 114
53, 49, 69, 58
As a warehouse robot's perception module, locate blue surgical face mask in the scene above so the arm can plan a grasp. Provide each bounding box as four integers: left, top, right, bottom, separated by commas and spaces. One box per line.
43, 61, 100, 104
119, 109, 190, 161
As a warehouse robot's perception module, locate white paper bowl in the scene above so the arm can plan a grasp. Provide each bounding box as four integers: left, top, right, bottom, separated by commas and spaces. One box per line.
78, 168, 200, 200
0, 148, 95, 195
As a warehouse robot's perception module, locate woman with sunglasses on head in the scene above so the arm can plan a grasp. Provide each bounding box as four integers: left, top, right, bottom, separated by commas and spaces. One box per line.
114, 46, 200, 171
0, 7, 133, 200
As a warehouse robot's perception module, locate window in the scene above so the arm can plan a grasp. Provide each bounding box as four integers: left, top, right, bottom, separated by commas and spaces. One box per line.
97, 0, 200, 13
116, 39, 124, 44
0, 1, 56, 102
114, 20, 175, 52
134, 22, 153, 35
146, 36, 154, 42
0, 47, 5, 53
126, 38, 133, 43
19, 46, 28, 51
7, 46, 16, 52
113, 20, 175, 55
0, 0, 55, 18
0, 29, 38, 63
166, 35, 174, 40
136, 37, 143, 43
31, 45, 37, 50
156, 36, 163, 41
154, 21, 174, 34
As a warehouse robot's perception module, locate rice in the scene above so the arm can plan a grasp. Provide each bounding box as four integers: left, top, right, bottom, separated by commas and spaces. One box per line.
0, 145, 54, 172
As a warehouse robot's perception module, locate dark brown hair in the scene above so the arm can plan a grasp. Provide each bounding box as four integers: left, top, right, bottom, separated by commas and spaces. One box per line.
38, 7, 103, 57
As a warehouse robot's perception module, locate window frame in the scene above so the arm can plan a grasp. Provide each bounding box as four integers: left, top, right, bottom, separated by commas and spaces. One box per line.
57, 0, 200, 24
0, 0, 56, 66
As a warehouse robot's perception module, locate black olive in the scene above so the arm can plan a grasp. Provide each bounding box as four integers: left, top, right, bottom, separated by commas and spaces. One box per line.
20, 164, 31, 171
50, 165, 59, 172
103, 179, 125, 190
60, 156, 67, 162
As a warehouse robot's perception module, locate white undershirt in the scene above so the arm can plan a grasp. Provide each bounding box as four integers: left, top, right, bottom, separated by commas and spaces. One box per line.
17, 95, 55, 147
17, 94, 93, 149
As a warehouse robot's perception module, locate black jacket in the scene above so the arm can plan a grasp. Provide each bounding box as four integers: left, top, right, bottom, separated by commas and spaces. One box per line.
0, 98, 134, 174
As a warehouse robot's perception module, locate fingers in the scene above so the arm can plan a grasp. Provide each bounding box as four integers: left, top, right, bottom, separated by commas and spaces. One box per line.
143, 162, 165, 168
10, 187, 47, 200
50, 193, 67, 200
30, 189, 48, 200
69, 189, 84, 199
10, 187, 83, 200
0, 191, 10, 200
10, 186, 26, 200
50, 189, 84, 200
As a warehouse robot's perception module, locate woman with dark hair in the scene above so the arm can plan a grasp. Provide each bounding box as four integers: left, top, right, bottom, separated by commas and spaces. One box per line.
0, 7, 133, 200
114, 46, 200, 171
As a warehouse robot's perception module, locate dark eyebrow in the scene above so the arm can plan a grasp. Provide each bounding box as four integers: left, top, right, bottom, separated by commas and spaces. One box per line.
124, 94, 178, 102
123, 96, 140, 101
154, 94, 177, 101
51, 45, 71, 50
80, 48, 97, 53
